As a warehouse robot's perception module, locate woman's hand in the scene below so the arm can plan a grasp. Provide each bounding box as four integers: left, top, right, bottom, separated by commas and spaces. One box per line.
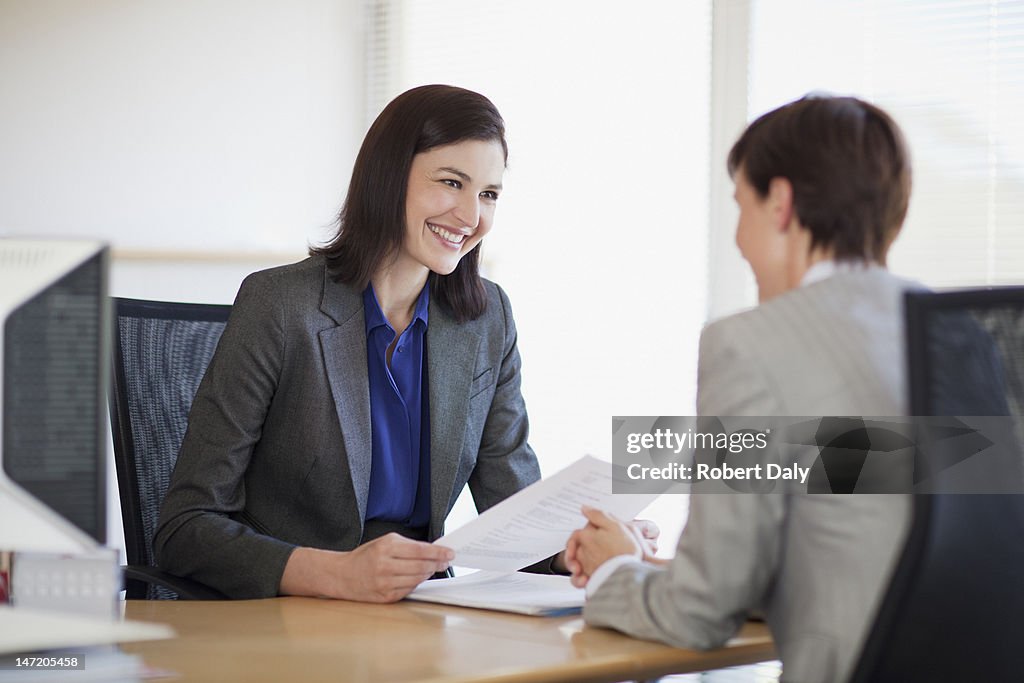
565, 511, 662, 588
281, 533, 454, 603
565, 506, 645, 588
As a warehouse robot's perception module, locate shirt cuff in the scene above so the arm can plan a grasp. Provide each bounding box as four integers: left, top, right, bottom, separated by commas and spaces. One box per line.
585, 554, 644, 598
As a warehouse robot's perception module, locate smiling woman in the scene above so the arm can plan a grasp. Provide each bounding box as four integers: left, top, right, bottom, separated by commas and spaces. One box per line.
153, 85, 561, 603
401, 140, 505, 278
312, 85, 510, 323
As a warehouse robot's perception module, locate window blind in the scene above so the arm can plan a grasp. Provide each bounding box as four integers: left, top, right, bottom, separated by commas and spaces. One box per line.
748, 0, 1024, 287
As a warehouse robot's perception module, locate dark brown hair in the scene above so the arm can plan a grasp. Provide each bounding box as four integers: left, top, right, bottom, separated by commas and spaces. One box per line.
727, 94, 911, 263
311, 84, 508, 321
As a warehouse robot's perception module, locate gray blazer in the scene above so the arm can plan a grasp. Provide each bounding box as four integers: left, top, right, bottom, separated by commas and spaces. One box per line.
584, 268, 916, 683
153, 256, 541, 598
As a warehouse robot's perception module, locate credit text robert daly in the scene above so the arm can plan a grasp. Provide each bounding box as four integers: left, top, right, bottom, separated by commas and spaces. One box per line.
624, 428, 810, 485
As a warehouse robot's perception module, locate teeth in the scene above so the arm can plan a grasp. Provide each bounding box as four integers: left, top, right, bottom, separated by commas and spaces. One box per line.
428, 223, 465, 244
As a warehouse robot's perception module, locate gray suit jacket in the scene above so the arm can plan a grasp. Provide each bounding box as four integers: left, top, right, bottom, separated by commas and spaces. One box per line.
584, 268, 916, 683
154, 256, 541, 598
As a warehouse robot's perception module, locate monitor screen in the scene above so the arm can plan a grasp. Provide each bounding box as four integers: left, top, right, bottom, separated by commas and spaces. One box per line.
1, 239, 109, 545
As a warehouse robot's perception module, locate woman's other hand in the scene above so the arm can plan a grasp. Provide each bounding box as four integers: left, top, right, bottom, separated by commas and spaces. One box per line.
630, 518, 661, 558
281, 533, 454, 603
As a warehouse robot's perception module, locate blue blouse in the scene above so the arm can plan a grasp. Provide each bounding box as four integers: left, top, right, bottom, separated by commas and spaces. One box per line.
362, 283, 431, 527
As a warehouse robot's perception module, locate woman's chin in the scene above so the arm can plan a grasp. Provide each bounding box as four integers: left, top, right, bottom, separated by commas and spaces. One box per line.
428, 260, 461, 276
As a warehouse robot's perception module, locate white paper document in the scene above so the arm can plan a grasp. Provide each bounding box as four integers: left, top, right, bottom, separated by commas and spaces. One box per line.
407, 570, 584, 616
436, 455, 657, 572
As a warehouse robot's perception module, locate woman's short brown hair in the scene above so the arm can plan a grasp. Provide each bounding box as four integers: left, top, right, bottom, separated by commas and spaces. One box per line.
312, 84, 508, 321
728, 95, 911, 263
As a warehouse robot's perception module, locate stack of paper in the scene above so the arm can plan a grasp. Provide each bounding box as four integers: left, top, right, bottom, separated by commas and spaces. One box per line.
407, 571, 584, 616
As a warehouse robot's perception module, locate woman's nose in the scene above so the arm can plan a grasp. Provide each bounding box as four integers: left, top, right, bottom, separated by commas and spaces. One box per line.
454, 195, 481, 229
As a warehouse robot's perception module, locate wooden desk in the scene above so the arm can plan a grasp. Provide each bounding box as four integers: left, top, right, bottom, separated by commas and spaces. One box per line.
123, 598, 773, 683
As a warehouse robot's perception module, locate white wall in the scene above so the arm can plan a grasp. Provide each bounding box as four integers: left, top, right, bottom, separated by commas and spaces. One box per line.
0, 0, 363, 258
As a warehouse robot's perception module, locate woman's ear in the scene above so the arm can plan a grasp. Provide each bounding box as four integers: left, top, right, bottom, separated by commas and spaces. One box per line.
766, 177, 795, 232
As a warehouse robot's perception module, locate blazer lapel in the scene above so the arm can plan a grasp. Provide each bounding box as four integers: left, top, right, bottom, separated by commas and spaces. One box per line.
427, 301, 481, 538
318, 269, 372, 527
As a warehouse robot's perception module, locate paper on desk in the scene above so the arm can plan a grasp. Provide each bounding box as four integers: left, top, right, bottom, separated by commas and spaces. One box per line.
436, 455, 657, 571
407, 570, 584, 616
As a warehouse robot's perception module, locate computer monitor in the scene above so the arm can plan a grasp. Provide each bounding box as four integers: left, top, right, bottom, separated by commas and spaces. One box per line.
0, 238, 109, 546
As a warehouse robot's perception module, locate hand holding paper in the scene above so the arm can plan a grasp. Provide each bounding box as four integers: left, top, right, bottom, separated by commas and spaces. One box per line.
435, 455, 657, 571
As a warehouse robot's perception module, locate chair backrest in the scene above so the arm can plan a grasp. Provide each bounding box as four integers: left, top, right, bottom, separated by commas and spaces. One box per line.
109, 298, 231, 599
850, 287, 1024, 681
906, 286, 1024, 418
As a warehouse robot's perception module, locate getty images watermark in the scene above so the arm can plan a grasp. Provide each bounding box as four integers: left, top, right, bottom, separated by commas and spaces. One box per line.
611, 416, 1024, 495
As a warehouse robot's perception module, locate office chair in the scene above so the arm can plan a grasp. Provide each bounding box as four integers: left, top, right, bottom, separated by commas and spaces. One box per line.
109, 297, 231, 600
849, 287, 1024, 682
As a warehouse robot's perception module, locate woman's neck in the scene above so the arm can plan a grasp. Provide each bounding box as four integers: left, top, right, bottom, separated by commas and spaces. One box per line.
370, 262, 429, 333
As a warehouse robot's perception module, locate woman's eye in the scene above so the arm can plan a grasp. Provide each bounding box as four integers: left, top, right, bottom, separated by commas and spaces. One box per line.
441, 178, 462, 189
480, 191, 499, 201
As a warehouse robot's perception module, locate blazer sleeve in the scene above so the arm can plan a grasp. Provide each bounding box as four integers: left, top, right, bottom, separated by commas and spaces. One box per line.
466, 284, 542, 511
153, 272, 298, 599
583, 318, 786, 647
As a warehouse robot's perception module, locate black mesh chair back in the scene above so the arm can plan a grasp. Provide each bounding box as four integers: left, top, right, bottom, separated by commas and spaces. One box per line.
850, 287, 1024, 681
109, 297, 231, 599
907, 286, 1024, 419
